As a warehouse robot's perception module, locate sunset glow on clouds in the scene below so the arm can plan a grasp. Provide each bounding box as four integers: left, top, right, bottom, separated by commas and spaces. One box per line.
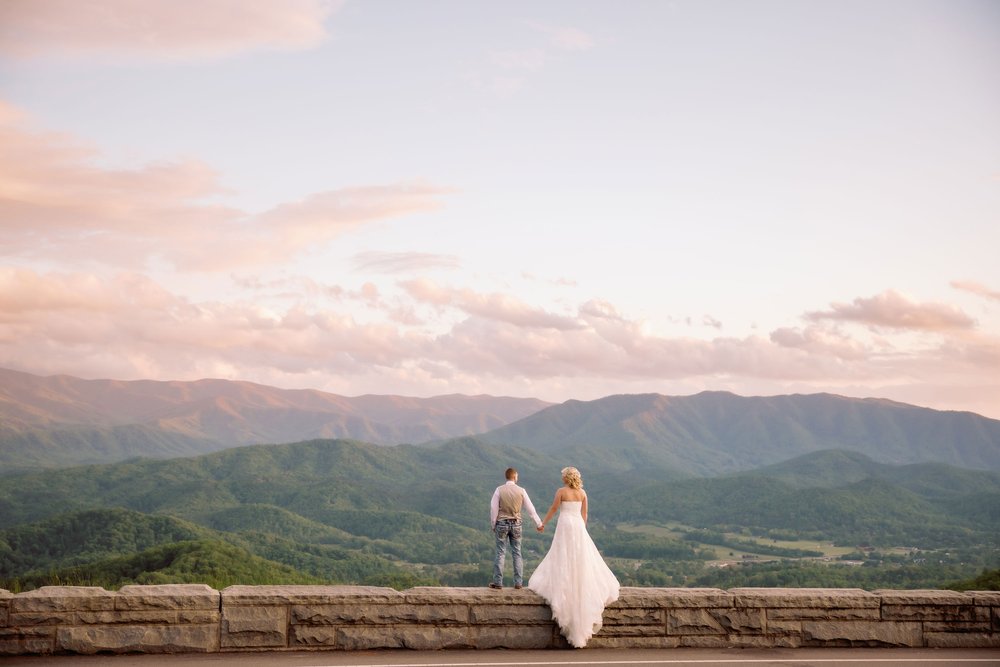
1, 1, 999, 417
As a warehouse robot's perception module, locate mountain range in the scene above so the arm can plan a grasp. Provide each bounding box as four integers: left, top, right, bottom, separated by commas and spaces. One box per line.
0, 368, 550, 472
2, 367, 1000, 476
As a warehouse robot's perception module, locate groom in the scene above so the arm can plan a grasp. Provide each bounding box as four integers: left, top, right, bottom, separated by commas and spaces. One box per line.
489, 467, 543, 589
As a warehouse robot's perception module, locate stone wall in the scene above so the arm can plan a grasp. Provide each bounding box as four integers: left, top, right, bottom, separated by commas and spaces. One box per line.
2, 585, 999, 655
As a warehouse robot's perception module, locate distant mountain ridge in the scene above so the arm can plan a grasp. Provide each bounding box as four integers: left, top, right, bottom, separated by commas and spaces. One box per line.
477, 391, 1000, 474
0, 368, 551, 472
4, 368, 1000, 476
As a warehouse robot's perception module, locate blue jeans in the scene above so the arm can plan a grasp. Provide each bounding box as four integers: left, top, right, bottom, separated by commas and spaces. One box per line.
493, 519, 523, 586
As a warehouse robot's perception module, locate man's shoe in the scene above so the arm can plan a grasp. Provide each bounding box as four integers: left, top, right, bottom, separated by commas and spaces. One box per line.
488, 583, 503, 589
514, 584, 523, 589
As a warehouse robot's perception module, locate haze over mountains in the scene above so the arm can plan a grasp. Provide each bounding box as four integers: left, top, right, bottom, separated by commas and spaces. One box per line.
2, 367, 1000, 476
0, 368, 551, 472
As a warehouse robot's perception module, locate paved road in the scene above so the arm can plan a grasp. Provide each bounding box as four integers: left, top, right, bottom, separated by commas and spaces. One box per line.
5, 648, 999, 667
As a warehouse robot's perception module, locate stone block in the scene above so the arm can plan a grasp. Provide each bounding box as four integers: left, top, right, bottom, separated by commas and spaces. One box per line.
12, 587, 116, 613
882, 604, 983, 622
589, 636, 680, 648
469, 604, 551, 624
0, 589, 11, 628
398, 625, 472, 650
667, 607, 765, 635
923, 621, 992, 633
222, 585, 401, 606
592, 623, 666, 637
471, 624, 555, 649
925, 632, 1000, 648
967, 591, 1000, 606
768, 606, 880, 621
603, 606, 663, 625
666, 608, 726, 635
404, 586, 543, 605
766, 619, 802, 636
801, 620, 922, 647
680, 634, 802, 648
290, 624, 338, 647
0, 627, 54, 655
615, 587, 732, 608
874, 589, 972, 605
729, 588, 878, 609
116, 584, 218, 611
220, 605, 286, 648
995, 607, 1000, 633
293, 603, 468, 625
56, 624, 219, 654
330, 625, 402, 650
329, 625, 472, 650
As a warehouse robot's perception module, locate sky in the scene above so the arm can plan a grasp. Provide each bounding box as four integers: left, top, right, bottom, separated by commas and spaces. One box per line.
1, 0, 999, 417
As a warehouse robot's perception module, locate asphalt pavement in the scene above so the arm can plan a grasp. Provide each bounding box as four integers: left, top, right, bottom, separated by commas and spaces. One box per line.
4, 648, 999, 667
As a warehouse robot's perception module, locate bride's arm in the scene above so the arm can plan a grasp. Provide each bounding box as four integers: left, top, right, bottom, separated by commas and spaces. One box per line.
540, 488, 563, 527
581, 492, 588, 523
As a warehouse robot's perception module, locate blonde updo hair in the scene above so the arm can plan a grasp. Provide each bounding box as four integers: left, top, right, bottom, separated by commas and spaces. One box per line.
561, 466, 583, 490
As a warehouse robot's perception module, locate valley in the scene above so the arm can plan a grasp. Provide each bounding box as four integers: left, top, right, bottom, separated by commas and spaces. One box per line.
2, 370, 998, 594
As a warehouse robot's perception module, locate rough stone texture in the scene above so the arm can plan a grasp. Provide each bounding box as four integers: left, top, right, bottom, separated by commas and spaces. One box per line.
471, 624, 555, 649
925, 632, 1000, 648
875, 589, 974, 605
222, 585, 401, 606
220, 605, 286, 648
404, 586, 541, 605
116, 584, 218, 611
768, 606, 881, 621
293, 603, 469, 625
667, 608, 726, 635
589, 636, 681, 648
617, 587, 732, 608
56, 625, 219, 654
679, 634, 802, 649
0, 626, 55, 655
469, 603, 551, 624
603, 606, 663, 625
801, 620, 923, 647
12, 587, 116, 613
2, 585, 999, 654
729, 587, 878, 609
0, 589, 11, 628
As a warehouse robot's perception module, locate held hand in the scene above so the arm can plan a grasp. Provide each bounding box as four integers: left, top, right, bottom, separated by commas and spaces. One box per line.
536, 524, 544, 533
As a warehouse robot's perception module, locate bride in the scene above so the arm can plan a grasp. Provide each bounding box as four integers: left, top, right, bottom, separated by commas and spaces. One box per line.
528, 466, 620, 648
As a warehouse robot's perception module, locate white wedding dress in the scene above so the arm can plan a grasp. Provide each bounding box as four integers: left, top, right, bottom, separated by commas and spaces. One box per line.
528, 501, 620, 648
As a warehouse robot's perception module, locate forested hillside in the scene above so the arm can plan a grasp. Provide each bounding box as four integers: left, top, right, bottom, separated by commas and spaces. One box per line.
479, 392, 1000, 474
2, 439, 997, 592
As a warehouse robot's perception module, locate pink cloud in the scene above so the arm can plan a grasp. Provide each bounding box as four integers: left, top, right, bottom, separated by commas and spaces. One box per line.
352, 251, 461, 275
0, 0, 339, 61
770, 325, 868, 360
951, 280, 1000, 302
401, 279, 585, 331
3, 271, 999, 418
0, 104, 450, 270
806, 289, 976, 331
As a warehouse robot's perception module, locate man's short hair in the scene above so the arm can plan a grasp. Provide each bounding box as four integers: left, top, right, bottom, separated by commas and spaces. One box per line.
505, 467, 518, 480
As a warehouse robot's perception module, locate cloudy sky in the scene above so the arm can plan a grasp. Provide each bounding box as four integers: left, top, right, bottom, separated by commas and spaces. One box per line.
1, 0, 999, 417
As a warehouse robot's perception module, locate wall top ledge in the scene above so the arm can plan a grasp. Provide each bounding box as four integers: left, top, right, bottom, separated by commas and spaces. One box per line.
728, 588, 879, 608
875, 589, 975, 604
222, 585, 402, 605
4, 586, 997, 606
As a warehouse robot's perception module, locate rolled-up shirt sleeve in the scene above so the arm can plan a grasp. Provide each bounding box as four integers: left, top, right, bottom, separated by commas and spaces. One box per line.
521, 489, 543, 528
489, 486, 500, 528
